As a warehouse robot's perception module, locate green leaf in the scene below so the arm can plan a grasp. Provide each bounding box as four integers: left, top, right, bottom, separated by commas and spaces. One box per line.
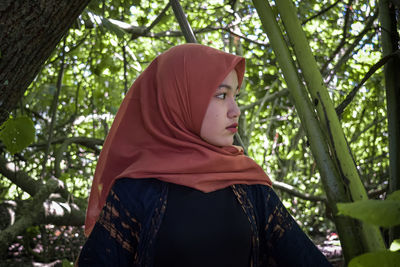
0, 116, 35, 154
387, 190, 400, 201
390, 239, 400, 252
337, 199, 400, 227
348, 250, 400, 267
62, 259, 74, 267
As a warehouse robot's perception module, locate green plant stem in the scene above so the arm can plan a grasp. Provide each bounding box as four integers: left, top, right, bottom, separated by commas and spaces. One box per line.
274, 0, 385, 252
252, 0, 366, 259
170, 0, 197, 43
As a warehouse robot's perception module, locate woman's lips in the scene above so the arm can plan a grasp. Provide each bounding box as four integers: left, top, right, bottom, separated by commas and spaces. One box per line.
226, 123, 238, 133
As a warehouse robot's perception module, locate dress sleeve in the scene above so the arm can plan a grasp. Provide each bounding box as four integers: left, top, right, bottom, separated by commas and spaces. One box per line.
77, 183, 141, 266
258, 186, 332, 267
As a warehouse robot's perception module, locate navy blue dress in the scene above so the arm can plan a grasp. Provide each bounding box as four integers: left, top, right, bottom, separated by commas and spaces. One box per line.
78, 178, 332, 266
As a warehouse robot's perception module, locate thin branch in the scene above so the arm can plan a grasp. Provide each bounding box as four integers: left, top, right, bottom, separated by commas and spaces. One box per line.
324, 11, 378, 78
131, 2, 171, 40
335, 49, 400, 116
273, 181, 327, 203
23, 107, 47, 122
40, 37, 67, 179
240, 88, 289, 111
301, 0, 342, 25
53, 137, 103, 178
350, 107, 366, 141
274, 179, 387, 202
145, 2, 171, 35
350, 117, 385, 143
224, 27, 268, 46
30, 136, 103, 153
321, 0, 354, 73
246, 87, 276, 145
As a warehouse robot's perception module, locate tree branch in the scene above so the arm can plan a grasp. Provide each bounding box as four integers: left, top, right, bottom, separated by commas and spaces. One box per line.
96, 14, 268, 46
350, 117, 385, 143
301, 0, 342, 25
53, 137, 102, 177
41, 199, 85, 226
31, 136, 104, 153
0, 157, 43, 196
0, 178, 59, 255
321, 0, 354, 73
224, 27, 269, 46
131, 2, 171, 40
273, 180, 387, 203
324, 11, 378, 78
273, 181, 327, 203
40, 37, 67, 179
240, 88, 289, 111
335, 49, 400, 116
0, 156, 86, 208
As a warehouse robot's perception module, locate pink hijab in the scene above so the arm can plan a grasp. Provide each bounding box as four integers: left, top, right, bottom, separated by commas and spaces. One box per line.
85, 44, 271, 236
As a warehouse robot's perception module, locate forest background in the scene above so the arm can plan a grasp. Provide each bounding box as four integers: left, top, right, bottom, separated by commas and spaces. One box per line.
0, 0, 399, 266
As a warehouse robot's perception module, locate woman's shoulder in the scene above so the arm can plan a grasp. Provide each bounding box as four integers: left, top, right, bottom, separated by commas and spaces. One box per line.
110, 178, 167, 216
241, 184, 282, 212
244, 183, 276, 200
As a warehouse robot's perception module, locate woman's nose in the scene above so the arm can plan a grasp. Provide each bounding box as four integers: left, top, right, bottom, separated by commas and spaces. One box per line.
228, 99, 241, 118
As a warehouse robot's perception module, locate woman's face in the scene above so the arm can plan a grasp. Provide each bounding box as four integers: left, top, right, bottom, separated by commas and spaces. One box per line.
200, 70, 241, 147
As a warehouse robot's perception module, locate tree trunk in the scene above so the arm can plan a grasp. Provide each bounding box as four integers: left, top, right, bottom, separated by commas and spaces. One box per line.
379, 0, 400, 243
273, 0, 385, 253
252, 0, 386, 261
0, 0, 91, 127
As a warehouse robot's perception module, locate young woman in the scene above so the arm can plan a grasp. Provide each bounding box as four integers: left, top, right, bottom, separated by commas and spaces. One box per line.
77, 44, 332, 266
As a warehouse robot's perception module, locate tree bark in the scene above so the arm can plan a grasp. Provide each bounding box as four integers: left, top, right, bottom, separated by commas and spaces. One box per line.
0, 0, 91, 127
379, 0, 400, 243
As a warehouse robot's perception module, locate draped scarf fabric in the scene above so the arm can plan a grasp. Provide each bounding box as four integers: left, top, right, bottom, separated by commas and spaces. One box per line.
85, 44, 272, 236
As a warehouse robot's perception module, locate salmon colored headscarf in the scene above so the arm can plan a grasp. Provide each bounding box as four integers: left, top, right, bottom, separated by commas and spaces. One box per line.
85, 43, 272, 236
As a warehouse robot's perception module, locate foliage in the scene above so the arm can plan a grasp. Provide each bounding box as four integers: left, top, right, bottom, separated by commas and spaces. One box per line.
0, 0, 398, 264
338, 190, 400, 266
348, 250, 400, 267
337, 190, 400, 227
0, 116, 35, 155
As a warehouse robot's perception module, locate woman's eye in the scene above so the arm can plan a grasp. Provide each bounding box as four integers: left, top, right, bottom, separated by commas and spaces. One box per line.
234, 93, 240, 100
216, 93, 226, 100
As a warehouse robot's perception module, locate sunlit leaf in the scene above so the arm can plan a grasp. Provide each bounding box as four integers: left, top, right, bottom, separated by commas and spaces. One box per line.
0, 116, 35, 154
337, 199, 400, 227
348, 250, 400, 267
390, 239, 400, 252
62, 259, 74, 267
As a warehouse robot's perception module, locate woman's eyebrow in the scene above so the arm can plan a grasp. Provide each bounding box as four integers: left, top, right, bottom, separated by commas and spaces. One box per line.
218, 84, 239, 91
